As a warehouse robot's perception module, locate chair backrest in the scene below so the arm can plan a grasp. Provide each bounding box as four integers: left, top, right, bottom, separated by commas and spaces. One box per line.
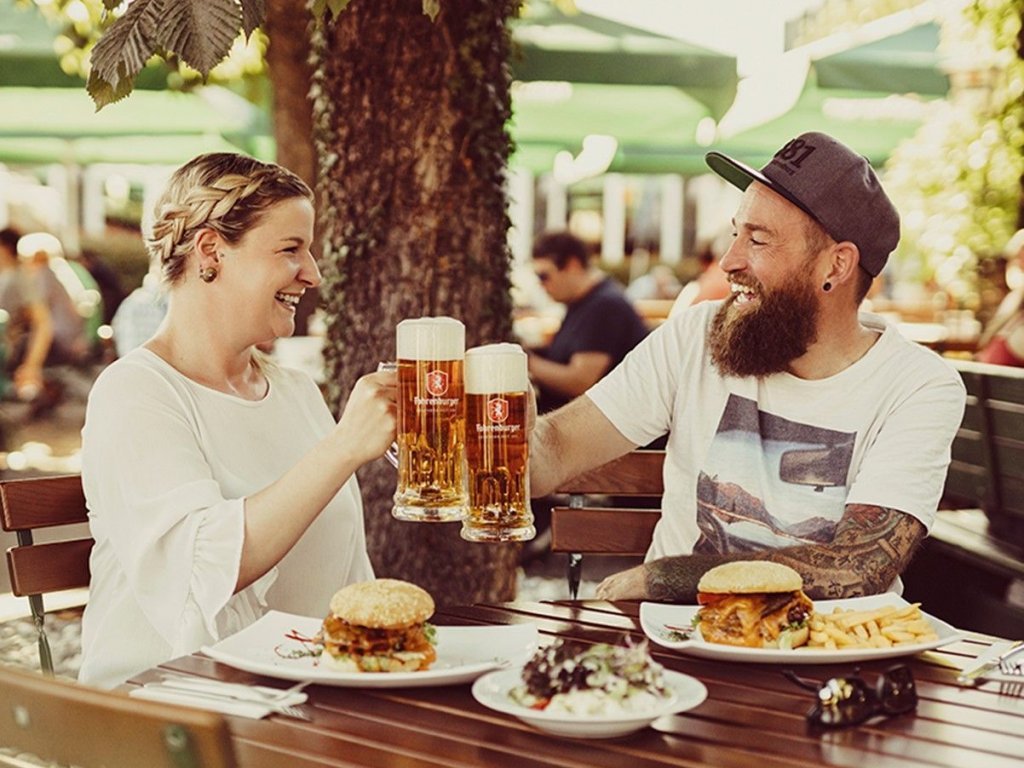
0, 665, 237, 768
945, 360, 1024, 546
0, 474, 92, 674
550, 451, 664, 597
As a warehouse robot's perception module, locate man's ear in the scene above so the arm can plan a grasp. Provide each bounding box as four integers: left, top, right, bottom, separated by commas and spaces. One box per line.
824, 241, 861, 290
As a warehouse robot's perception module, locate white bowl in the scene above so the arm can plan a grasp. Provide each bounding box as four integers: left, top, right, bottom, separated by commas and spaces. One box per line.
471, 667, 707, 739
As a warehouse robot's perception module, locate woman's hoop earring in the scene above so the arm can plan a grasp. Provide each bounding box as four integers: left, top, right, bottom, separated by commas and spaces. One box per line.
199, 266, 218, 283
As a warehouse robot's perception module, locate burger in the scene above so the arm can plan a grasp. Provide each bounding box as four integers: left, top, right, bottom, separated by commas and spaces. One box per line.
319, 579, 438, 672
695, 561, 813, 649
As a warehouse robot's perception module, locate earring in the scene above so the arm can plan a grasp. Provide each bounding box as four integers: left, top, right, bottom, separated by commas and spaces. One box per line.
199, 266, 218, 283
822, 281, 832, 292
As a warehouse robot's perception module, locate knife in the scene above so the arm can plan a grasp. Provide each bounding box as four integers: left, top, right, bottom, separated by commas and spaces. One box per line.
956, 640, 1024, 686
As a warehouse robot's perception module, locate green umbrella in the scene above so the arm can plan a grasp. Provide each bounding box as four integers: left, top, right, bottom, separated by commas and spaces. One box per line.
511, 6, 738, 120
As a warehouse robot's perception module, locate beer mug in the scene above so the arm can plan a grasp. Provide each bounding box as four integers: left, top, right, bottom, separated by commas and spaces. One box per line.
392, 317, 468, 522
461, 343, 535, 543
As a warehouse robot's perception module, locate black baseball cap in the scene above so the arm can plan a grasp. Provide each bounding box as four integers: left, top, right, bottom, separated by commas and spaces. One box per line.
705, 132, 900, 277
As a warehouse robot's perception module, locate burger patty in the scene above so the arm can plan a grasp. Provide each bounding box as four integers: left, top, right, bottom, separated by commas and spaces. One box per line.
321, 617, 434, 656
698, 591, 812, 648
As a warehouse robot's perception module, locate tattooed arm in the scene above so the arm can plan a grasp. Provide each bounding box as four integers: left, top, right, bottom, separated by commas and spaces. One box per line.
594, 504, 926, 602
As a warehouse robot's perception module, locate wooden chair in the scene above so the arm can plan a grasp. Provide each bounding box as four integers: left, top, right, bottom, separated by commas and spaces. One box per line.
0, 474, 92, 676
550, 450, 664, 598
0, 664, 236, 768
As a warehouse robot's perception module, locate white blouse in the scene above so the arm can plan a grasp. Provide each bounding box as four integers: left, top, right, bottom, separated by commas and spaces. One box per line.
78, 348, 373, 688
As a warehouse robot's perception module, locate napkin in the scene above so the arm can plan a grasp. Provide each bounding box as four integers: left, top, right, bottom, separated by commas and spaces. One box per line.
129, 684, 308, 720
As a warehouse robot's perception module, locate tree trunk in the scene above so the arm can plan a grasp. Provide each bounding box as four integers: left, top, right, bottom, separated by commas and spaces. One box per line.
264, 0, 318, 335
310, 0, 520, 605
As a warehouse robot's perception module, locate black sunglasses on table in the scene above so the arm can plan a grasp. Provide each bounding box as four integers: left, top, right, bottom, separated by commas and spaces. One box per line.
784, 664, 918, 728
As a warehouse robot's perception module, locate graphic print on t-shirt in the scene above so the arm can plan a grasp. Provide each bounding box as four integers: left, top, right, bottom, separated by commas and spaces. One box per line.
693, 394, 855, 554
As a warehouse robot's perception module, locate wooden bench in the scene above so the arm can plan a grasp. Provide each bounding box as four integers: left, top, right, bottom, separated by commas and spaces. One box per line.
903, 359, 1024, 637
550, 451, 664, 598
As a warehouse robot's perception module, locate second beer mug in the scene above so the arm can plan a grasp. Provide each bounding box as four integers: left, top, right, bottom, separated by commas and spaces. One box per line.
461, 343, 535, 543
393, 317, 468, 522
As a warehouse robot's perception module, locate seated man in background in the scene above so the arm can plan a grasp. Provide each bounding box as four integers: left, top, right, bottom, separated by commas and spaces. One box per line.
527, 231, 649, 414
529, 132, 966, 602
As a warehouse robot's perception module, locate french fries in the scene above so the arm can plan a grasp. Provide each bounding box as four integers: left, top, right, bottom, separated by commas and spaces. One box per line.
803, 603, 939, 651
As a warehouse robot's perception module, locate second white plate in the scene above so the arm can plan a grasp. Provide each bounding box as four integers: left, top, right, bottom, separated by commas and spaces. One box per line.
472, 668, 707, 739
201, 611, 538, 688
640, 593, 963, 664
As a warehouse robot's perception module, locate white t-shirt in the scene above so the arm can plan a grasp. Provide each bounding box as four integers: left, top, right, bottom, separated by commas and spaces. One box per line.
79, 348, 373, 688
587, 301, 966, 562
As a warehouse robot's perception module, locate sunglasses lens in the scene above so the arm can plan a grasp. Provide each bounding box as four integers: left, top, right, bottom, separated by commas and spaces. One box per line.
813, 678, 876, 727
877, 666, 918, 715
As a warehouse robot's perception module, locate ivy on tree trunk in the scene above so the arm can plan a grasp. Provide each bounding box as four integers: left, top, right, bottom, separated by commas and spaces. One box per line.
310, 0, 521, 605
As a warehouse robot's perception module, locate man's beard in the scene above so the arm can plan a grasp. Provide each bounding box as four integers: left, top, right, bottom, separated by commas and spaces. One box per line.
708, 274, 819, 378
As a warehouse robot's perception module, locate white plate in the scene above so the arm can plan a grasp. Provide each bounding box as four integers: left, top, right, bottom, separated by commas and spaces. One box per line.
471, 668, 707, 739
200, 611, 538, 688
640, 593, 963, 664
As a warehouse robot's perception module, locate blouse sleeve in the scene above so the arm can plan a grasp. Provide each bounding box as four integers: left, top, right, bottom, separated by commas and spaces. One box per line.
81, 360, 248, 646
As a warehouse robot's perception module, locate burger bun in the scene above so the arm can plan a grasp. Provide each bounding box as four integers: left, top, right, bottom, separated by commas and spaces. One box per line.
697, 561, 803, 595
328, 579, 434, 629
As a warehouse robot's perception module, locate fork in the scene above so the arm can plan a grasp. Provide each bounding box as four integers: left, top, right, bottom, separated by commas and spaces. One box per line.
998, 643, 1024, 676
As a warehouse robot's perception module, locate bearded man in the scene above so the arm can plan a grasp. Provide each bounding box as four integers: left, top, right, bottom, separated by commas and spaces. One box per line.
528, 132, 966, 602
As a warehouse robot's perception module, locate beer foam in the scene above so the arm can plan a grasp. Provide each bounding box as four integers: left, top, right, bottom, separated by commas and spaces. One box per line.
465, 343, 528, 393
396, 317, 465, 360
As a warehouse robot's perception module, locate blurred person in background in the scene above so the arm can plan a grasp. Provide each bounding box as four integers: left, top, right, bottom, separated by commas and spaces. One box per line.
527, 230, 649, 414
17, 232, 92, 366
111, 255, 168, 357
976, 228, 1024, 367
670, 231, 732, 316
0, 227, 54, 404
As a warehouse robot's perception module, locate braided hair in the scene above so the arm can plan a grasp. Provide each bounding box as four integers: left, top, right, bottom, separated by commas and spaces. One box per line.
147, 153, 313, 285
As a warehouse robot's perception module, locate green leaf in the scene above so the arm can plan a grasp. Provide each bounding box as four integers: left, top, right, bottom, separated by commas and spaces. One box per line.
89, 0, 162, 92
157, 0, 242, 78
240, 0, 266, 39
422, 0, 440, 21
102, 0, 122, 9
310, 0, 329, 20
87, 65, 137, 111
327, 0, 353, 17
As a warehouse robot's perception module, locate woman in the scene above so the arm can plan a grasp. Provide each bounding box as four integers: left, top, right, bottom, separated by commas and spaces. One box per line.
78, 153, 396, 687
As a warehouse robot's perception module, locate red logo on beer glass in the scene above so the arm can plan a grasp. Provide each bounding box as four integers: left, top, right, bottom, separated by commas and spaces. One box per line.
425, 369, 449, 396
487, 397, 509, 423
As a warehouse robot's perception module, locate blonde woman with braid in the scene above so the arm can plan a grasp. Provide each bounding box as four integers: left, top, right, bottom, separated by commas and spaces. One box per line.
78, 154, 396, 687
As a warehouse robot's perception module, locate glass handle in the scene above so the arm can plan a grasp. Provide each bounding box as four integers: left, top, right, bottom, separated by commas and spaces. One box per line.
377, 361, 399, 468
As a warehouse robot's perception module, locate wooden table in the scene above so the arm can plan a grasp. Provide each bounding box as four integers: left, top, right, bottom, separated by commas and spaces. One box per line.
130, 600, 1024, 767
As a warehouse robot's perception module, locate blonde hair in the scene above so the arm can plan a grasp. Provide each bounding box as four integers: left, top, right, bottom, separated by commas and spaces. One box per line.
147, 153, 313, 284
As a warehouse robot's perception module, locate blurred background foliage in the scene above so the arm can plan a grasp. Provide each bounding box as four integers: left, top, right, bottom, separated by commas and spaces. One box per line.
17, 0, 268, 97
884, 0, 1024, 315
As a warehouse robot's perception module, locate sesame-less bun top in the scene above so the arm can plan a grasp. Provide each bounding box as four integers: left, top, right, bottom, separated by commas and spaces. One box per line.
697, 561, 803, 594
328, 579, 435, 629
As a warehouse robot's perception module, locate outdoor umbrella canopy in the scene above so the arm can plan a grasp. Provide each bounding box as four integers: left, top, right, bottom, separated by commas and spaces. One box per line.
510, 5, 738, 120
709, 75, 939, 169
814, 22, 949, 97
509, 82, 717, 176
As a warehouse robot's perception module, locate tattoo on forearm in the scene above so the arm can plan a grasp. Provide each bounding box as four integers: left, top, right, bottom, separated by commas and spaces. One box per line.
644, 505, 925, 603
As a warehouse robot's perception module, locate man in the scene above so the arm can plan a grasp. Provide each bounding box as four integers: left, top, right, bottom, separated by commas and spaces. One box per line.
527, 231, 649, 413
528, 132, 966, 602
0, 227, 53, 399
